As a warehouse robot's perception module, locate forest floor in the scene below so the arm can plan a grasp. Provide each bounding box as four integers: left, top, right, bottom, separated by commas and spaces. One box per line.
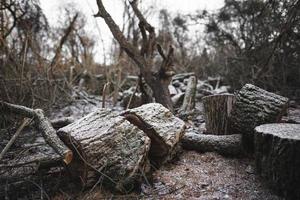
2, 90, 299, 199
54, 94, 287, 200
80, 150, 281, 200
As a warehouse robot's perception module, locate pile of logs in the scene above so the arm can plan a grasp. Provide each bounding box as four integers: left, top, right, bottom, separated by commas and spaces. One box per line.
1, 82, 298, 199
119, 73, 230, 110
0, 102, 185, 195
184, 83, 298, 199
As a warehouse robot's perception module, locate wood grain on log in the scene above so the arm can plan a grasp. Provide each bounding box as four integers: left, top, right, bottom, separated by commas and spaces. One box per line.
202, 94, 235, 135
182, 132, 243, 156
229, 84, 289, 151
122, 103, 186, 166
254, 123, 300, 199
58, 109, 151, 192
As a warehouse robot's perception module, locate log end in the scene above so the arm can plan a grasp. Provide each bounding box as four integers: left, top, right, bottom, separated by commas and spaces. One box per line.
63, 150, 73, 165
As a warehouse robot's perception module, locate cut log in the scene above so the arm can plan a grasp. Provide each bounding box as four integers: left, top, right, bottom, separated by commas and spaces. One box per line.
0, 101, 73, 164
182, 132, 243, 156
121, 103, 186, 166
202, 94, 235, 135
229, 84, 289, 152
180, 76, 197, 115
254, 123, 300, 199
57, 109, 151, 192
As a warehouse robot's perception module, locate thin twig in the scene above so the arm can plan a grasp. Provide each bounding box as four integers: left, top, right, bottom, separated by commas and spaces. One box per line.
0, 118, 32, 161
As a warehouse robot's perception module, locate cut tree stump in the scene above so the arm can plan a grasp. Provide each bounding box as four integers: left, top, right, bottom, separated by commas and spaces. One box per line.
122, 103, 186, 166
58, 109, 151, 192
229, 84, 289, 152
254, 123, 300, 199
202, 94, 235, 135
182, 132, 242, 156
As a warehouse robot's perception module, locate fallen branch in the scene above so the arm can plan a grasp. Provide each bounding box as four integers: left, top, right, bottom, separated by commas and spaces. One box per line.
181, 132, 243, 157
0, 101, 73, 164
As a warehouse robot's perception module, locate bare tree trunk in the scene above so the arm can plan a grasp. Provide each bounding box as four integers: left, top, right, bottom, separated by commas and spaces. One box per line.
94, 0, 174, 111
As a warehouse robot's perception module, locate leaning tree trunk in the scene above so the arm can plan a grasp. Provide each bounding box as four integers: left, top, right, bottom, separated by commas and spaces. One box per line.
229, 84, 289, 152
202, 94, 235, 135
180, 75, 197, 114
95, 0, 175, 112
254, 123, 300, 200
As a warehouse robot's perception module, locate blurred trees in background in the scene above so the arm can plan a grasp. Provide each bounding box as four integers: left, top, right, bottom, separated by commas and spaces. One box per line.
199, 0, 300, 97
1, 0, 299, 111
0, 0, 98, 111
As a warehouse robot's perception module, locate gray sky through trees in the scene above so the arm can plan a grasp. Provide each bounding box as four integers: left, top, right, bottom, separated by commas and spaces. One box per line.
40, 0, 224, 63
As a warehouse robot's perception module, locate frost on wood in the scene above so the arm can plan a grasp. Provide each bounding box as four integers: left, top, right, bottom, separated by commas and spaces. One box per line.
57, 109, 151, 192
254, 123, 300, 199
229, 84, 289, 151
122, 103, 186, 166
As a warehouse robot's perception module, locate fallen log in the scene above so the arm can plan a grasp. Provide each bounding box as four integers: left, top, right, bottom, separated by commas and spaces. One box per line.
122, 103, 186, 166
229, 84, 289, 152
182, 132, 243, 156
58, 109, 151, 192
0, 101, 73, 164
202, 94, 235, 135
254, 123, 300, 199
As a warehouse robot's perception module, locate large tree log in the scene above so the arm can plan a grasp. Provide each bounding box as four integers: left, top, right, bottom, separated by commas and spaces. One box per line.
229, 84, 289, 151
202, 94, 235, 135
0, 101, 73, 164
254, 123, 300, 199
182, 132, 243, 156
57, 109, 151, 192
122, 103, 186, 166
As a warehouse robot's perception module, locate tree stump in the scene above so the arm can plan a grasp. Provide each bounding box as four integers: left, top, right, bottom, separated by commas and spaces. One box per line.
122, 103, 186, 166
230, 84, 289, 151
254, 123, 300, 199
58, 109, 151, 192
202, 94, 235, 135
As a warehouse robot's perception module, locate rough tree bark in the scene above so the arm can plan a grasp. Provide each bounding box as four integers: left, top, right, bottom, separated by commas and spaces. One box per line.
229, 84, 289, 152
94, 0, 174, 111
57, 103, 185, 191
202, 94, 235, 135
57, 109, 151, 192
182, 132, 243, 156
122, 103, 186, 166
254, 123, 300, 199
